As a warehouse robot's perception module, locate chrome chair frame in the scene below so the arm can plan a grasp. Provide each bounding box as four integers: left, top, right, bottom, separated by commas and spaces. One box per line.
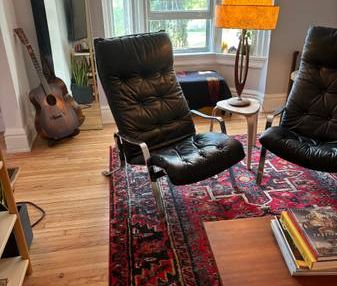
104, 110, 236, 216
256, 106, 285, 185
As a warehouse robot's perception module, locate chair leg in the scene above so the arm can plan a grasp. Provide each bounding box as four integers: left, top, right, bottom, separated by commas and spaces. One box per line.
148, 166, 166, 217
102, 135, 126, 177
228, 167, 238, 191
256, 146, 267, 185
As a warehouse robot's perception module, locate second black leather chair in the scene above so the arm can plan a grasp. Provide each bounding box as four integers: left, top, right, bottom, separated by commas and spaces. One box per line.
257, 26, 337, 185
95, 32, 245, 216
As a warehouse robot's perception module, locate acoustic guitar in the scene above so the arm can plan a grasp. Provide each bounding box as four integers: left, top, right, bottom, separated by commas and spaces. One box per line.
14, 28, 84, 142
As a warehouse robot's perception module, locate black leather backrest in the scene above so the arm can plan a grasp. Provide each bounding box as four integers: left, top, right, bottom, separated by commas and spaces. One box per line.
95, 32, 195, 159
282, 26, 337, 141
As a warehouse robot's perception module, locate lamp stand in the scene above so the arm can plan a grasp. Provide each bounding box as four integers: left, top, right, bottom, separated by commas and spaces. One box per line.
228, 29, 251, 107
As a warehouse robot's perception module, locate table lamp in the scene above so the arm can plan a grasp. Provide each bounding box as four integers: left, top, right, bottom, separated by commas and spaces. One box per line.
215, 0, 279, 107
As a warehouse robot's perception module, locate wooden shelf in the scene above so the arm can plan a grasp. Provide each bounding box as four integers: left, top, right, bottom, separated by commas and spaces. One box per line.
0, 211, 16, 257
0, 257, 29, 286
8, 167, 20, 190
0, 148, 32, 279
72, 51, 90, 56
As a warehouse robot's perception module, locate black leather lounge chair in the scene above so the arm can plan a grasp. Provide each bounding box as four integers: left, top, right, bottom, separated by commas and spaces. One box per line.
94, 32, 245, 215
257, 26, 337, 185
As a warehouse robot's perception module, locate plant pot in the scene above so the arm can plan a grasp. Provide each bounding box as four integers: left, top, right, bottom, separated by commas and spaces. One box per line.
71, 83, 93, 104
1, 203, 33, 258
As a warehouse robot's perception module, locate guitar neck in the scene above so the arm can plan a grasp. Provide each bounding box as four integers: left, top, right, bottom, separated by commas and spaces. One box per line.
27, 46, 52, 94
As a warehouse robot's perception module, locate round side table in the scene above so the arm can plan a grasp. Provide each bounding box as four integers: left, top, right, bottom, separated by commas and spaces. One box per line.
211, 98, 261, 170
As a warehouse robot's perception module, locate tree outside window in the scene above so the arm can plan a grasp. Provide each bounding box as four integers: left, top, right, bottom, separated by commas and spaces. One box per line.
108, 0, 267, 56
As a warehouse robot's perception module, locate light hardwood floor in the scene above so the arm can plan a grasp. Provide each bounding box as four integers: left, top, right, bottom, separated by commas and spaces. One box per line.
2, 114, 270, 286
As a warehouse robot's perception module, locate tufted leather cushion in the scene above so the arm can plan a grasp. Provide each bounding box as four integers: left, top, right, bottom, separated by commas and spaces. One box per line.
260, 126, 337, 172
281, 26, 337, 141
140, 132, 244, 185
95, 32, 195, 160
95, 32, 245, 185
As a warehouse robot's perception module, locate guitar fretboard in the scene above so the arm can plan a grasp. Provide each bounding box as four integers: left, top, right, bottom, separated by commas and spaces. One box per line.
14, 28, 51, 95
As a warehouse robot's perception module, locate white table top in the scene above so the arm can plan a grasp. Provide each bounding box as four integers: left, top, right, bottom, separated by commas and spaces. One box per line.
216, 98, 260, 116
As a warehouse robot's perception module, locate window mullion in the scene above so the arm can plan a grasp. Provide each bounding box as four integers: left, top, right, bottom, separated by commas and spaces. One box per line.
209, 0, 218, 52
148, 11, 210, 20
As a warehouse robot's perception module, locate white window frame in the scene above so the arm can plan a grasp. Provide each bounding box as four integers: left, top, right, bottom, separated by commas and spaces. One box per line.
102, 0, 270, 58
144, 0, 214, 53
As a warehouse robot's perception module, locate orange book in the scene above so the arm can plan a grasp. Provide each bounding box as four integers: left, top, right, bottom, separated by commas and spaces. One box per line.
280, 211, 316, 268
288, 210, 318, 259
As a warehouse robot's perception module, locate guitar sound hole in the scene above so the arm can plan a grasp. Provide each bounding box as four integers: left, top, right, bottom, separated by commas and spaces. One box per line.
46, 94, 57, 106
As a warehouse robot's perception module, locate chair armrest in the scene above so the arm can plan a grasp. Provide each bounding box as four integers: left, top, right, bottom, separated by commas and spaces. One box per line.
265, 106, 285, 130
191, 110, 226, 134
115, 133, 151, 162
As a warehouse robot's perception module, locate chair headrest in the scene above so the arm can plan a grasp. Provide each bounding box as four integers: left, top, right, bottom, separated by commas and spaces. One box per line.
302, 26, 337, 69
94, 32, 173, 79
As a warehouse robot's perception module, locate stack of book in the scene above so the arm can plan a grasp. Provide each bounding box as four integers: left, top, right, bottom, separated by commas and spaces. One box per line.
271, 206, 337, 276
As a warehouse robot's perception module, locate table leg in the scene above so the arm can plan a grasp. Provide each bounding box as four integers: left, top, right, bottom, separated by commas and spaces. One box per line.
252, 113, 258, 147
210, 107, 218, 132
246, 113, 258, 170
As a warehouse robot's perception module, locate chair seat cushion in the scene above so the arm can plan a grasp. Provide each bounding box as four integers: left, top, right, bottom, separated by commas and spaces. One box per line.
149, 132, 245, 185
260, 126, 337, 172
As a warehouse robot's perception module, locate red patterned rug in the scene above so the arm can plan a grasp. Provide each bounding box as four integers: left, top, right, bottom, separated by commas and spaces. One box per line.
109, 137, 337, 286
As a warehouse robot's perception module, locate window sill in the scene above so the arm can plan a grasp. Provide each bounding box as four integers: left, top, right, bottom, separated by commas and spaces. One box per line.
174, 52, 267, 69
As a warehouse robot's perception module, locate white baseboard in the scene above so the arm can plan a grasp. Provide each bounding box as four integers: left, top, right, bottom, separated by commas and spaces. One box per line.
262, 93, 287, 113
4, 121, 37, 153
100, 105, 115, 124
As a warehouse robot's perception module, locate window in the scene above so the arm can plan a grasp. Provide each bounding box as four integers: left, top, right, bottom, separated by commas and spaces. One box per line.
104, 0, 132, 37
103, 0, 269, 57
221, 29, 268, 57
146, 0, 214, 52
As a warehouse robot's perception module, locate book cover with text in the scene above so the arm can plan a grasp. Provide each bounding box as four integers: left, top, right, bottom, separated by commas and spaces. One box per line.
290, 207, 337, 259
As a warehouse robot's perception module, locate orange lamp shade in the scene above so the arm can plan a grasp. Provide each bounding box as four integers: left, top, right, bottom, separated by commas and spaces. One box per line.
215, 0, 280, 30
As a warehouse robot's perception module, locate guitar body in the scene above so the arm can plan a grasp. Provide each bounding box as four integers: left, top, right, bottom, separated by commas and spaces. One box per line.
29, 83, 80, 140
14, 27, 85, 142
48, 77, 85, 126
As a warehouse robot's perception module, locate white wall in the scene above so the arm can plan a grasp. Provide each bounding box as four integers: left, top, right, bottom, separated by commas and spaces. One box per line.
0, 0, 39, 152
87, 0, 113, 122
264, 0, 337, 111
45, 0, 72, 92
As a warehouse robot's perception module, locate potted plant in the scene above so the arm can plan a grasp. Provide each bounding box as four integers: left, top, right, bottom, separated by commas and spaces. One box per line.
71, 57, 93, 104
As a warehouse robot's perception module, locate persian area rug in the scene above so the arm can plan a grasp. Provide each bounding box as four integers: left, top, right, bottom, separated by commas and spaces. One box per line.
109, 137, 337, 286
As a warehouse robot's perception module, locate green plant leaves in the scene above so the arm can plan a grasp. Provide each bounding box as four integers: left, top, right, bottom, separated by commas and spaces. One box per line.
71, 57, 89, 87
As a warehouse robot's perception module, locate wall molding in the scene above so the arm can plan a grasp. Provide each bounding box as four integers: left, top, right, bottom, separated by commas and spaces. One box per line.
4, 121, 36, 153
215, 54, 266, 69
100, 104, 115, 124
262, 93, 287, 113
174, 52, 267, 69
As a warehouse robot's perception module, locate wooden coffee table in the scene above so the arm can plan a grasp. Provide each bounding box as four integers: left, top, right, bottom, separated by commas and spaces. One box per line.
204, 217, 337, 286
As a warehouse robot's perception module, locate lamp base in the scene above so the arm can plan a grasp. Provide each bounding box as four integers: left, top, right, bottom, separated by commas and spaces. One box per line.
227, 97, 251, 107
